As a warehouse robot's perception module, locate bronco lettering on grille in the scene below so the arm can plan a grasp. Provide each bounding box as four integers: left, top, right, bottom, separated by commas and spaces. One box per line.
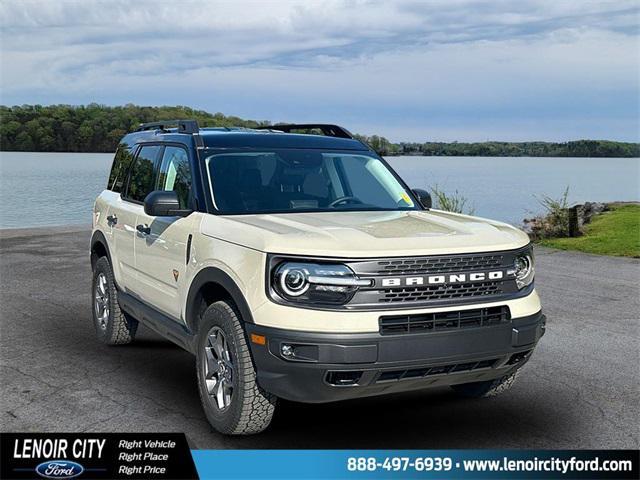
380, 270, 505, 287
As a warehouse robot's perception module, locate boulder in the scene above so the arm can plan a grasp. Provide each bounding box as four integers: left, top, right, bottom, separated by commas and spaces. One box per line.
575, 202, 608, 227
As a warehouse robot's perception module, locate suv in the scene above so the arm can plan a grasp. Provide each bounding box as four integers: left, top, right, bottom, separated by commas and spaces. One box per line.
91, 120, 545, 435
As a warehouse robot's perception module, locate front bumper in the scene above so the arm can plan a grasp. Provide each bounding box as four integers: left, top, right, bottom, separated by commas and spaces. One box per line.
246, 311, 545, 403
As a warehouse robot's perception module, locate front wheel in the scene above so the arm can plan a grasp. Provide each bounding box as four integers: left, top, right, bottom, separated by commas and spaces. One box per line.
451, 369, 520, 398
196, 301, 277, 435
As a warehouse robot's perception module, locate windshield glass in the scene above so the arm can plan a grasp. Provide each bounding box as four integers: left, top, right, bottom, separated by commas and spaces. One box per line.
205, 150, 418, 214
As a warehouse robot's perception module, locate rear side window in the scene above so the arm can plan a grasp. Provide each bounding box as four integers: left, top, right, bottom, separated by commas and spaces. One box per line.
108, 145, 135, 192
126, 145, 160, 203
156, 146, 192, 209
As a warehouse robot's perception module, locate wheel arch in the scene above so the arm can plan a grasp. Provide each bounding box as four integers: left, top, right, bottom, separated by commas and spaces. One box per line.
90, 230, 112, 270
186, 267, 255, 334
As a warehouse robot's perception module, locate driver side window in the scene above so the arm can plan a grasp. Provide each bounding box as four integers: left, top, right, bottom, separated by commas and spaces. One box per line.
156, 146, 192, 209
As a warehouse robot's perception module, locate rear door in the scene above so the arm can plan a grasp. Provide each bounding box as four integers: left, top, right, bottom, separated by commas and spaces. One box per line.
134, 145, 197, 321
99, 144, 135, 284
116, 144, 162, 292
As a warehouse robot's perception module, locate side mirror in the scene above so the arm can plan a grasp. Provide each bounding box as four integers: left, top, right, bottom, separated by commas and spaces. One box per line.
143, 190, 192, 217
412, 188, 432, 209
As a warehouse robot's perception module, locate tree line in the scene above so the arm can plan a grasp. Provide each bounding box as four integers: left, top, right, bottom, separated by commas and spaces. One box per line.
382, 139, 640, 158
0, 104, 264, 153
1, 104, 638, 157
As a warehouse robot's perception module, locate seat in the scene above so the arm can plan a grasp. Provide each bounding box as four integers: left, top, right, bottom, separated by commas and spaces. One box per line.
302, 170, 329, 205
240, 168, 273, 211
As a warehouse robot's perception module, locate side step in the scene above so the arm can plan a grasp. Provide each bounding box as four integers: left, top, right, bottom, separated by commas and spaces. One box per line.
118, 291, 196, 354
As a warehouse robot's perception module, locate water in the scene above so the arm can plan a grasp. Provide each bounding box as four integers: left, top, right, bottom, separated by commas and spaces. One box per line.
0, 152, 113, 228
0, 152, 638, 228
388, 155, 640, 224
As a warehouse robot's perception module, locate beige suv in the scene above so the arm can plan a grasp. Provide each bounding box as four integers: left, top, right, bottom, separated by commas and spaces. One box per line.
91, 120, 545, 435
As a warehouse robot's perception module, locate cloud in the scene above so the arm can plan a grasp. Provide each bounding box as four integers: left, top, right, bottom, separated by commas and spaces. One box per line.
1, 0, 638, 141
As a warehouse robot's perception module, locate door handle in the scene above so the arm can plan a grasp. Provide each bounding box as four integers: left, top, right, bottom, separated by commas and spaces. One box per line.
106, 215, 117, 225
136, 224, 151, 235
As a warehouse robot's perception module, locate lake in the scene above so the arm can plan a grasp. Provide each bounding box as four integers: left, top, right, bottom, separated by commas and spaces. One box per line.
0, 152, 638, 228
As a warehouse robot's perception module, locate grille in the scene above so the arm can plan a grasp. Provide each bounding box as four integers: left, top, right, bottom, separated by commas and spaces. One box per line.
343, 247, 530, 308
376, 359, 498, 383
380, 306, 510, 335
375, 254, 504, 275
379, 281, 505, 304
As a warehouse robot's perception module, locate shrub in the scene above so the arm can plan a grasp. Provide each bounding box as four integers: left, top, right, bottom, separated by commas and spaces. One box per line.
430, 185, 475, 215
526, 186, 571, 239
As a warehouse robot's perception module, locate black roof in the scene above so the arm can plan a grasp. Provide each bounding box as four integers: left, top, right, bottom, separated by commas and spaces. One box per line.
200, 129, 367, 150
121, 121, 370, 151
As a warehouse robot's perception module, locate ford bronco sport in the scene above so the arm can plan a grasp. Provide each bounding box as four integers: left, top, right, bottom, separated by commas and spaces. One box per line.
91, 120, 545, 435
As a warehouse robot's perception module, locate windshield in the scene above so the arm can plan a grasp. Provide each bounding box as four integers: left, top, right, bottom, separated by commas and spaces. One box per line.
205, 150, 419, 214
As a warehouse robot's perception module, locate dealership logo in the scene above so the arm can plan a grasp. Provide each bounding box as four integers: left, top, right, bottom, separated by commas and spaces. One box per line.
380, 270, 505, 287
35, 460, 84, 479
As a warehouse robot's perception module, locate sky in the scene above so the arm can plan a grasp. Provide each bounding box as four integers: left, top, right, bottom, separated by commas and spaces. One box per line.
1, 0, 639, 142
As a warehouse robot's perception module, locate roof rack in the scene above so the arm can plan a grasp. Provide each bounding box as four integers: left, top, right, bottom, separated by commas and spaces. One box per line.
136, 119, 200, 134
254, 123, 354, 139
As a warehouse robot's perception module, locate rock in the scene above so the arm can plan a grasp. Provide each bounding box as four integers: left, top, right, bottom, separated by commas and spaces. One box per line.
576, 202, 607, 227
521, 201, 610, 240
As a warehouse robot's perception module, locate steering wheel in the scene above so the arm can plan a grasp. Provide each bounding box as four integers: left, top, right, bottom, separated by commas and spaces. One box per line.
329, 196, 364, 208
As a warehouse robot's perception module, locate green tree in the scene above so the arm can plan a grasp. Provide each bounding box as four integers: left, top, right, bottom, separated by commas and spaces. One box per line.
0, 104, 638, 156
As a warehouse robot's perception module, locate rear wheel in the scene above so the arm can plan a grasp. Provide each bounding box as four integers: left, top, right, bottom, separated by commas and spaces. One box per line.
451, 369, 520, 398
196, 301, 276, 435
92, 256, 138, 345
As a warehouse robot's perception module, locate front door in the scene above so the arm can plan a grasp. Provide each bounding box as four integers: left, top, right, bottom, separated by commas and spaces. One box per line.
134, 145, 196, 322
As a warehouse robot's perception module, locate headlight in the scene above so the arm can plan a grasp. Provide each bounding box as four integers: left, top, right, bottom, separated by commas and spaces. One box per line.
272, 262, 371, 305
513, 251, 535, 289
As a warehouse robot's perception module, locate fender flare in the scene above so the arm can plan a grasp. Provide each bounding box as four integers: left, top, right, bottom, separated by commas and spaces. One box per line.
90, 230, 112, 267
186, 267, 255, 333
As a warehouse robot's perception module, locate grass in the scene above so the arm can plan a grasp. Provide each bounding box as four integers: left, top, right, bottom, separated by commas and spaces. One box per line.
538, 204, 640, 258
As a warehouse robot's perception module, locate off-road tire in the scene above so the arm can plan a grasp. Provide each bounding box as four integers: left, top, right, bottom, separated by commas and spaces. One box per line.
91, 256, 138, 345
196, 301, 277, 435
451, 369, 520, 398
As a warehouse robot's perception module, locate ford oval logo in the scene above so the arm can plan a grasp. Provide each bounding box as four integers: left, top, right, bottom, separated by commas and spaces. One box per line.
35, 460, 84, 479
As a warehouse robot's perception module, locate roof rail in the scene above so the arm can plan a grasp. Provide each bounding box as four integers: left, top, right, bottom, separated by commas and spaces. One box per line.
136, 119, 200, 134
254, 123, 354, 139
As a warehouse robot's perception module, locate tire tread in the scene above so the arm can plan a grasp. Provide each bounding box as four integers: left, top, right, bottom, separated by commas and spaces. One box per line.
198, 301, 276, 435
93, 256, 137, 345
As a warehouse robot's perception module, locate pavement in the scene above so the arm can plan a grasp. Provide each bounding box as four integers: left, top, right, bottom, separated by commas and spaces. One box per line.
1, 226, 638, 449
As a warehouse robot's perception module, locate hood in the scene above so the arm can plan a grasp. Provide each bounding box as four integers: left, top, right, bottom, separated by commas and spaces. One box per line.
200, 210, 530, 258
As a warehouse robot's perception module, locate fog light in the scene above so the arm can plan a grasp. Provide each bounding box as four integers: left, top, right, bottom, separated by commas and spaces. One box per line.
281, 344, 295, 357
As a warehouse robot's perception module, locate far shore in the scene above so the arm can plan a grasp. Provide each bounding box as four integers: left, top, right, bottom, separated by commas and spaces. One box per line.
3, 104, 640, 158
1, 150, 639, 159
